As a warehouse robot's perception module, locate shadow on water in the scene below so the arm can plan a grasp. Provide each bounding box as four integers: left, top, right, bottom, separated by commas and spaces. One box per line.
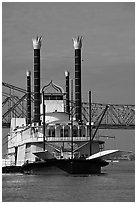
65, 172, 108, 177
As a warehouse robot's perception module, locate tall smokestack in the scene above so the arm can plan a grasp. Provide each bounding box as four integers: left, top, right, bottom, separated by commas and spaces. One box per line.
32, 36, 42, 124
65, 71, 70, 115
26, 70, 31, 124
73, 36, 83, 122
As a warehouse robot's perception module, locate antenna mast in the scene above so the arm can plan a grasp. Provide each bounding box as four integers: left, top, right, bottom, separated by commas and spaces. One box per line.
89, 91, 92, 155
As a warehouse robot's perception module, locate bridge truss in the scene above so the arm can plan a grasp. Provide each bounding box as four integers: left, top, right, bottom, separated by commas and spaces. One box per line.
2, 82, 135, 130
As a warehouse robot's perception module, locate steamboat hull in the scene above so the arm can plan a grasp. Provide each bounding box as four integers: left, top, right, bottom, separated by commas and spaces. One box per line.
21, 159, 109, 175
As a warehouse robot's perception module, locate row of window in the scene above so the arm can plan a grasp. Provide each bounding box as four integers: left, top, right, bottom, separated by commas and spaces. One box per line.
46, 126, 86, 137
44, 95, 63, 100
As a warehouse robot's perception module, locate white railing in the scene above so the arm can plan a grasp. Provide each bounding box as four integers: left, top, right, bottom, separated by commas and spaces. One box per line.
37, 136, 90, 142
2, 159, 32, 167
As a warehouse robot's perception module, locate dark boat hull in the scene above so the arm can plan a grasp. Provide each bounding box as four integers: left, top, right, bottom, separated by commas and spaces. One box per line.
2, 166, 22, 173
21, 159, 109, 175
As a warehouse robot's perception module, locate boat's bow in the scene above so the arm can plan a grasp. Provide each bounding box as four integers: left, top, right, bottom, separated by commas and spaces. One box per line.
86, 149, 131, 161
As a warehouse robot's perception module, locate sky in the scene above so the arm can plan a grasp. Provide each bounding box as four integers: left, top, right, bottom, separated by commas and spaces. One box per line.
2, 2, 135, 153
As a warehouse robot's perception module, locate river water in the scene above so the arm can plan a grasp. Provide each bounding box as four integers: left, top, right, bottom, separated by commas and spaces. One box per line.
2, 161, 135, 202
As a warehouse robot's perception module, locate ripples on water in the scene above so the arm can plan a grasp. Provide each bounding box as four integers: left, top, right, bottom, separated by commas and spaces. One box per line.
2, 161, 135, 202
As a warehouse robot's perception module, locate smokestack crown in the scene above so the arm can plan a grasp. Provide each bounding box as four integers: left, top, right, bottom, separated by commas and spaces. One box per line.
65, 71, 69, 77
26, 70, 31, 77
72, 36, 83, 49
32, 36, 42, 49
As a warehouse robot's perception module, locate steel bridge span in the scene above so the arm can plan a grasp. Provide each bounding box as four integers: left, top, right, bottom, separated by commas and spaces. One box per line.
2, 82, 135, 130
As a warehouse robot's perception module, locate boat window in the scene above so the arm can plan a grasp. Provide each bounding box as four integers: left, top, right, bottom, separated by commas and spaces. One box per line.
64, 126, 70, 137
55, 125, 63, 137
44, 95, 63, 100
79, 128, 82, 137
50, 95, 56, 100
87, 125, 93, 137
60, 128, 63, 137
99, 143, 104, 151
73, 126, 78, 137
56, 95, 63, 100
48, 126, 55, 137
79, 126, 86, 137
26, 143, 31, 148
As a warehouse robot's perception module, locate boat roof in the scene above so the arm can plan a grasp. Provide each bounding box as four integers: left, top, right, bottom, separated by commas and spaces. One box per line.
45, 112, 78, 125
42, 80, 64, 94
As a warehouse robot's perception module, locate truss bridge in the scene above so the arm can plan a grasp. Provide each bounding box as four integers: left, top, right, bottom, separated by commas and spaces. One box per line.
2, 82, 135, 130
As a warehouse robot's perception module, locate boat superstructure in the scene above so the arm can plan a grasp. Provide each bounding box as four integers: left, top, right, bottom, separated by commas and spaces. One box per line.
3, 36, 117, 174
7, 105, 107, 173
